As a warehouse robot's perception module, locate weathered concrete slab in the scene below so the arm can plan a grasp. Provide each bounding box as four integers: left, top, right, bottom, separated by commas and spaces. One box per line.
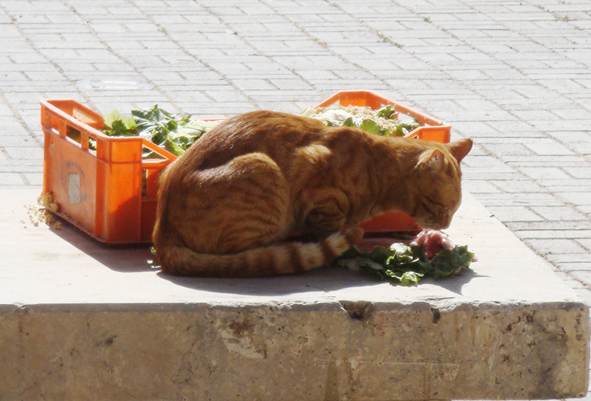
0, 189, 588, 400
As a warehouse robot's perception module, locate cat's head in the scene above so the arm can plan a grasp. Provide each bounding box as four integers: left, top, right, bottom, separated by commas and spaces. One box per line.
409, 138, 473, 230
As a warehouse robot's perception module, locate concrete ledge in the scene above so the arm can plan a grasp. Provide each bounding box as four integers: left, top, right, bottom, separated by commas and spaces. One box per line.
1, 189, 589, 400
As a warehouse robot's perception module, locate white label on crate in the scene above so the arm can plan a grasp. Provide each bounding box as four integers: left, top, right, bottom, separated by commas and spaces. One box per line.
68, 173, 82, 205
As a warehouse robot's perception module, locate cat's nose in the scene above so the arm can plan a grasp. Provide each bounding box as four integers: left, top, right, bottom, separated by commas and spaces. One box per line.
431, 222, 449, 230
441, 217, 453, 230
438, 212, 454, 230
423, 220, 448, 230
432, 218, 451, 230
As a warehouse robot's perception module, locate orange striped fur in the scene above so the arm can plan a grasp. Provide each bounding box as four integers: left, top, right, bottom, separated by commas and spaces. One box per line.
153, 111, 472, 277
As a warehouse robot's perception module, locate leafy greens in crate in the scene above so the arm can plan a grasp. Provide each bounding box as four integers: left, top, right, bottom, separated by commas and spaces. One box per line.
101, 106, 220, 157
100, 103, 421, 157
301, 105, 420, 137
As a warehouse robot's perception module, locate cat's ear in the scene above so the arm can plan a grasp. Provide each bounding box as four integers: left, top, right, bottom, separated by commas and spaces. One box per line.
419, 149, 445, 171
447, 138, 473, 163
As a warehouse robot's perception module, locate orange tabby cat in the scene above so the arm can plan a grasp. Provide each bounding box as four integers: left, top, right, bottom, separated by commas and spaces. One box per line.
153, 110, 472, 277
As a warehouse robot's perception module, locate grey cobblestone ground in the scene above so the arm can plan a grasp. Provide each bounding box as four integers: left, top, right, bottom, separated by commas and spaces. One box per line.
1, 0, 591, 398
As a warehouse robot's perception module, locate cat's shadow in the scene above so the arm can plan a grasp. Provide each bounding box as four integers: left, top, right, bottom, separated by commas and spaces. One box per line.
52, 223, 480, 296
157, 266, 386, 296
157, 266, 481, 297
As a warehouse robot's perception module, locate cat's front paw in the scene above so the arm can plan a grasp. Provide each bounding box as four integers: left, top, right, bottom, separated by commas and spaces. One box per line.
344, 226, 364, 244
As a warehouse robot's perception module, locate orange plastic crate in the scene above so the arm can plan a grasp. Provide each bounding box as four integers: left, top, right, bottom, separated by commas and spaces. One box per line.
41, 99, 176, 244
40, 90, 450, 244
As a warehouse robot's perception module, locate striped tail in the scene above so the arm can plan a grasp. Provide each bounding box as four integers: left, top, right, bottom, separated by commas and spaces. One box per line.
157, 227, 364, 278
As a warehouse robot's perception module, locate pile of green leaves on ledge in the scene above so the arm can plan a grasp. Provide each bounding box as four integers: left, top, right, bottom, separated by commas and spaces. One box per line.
102, 106, 219, 157
336, 242, 475, 286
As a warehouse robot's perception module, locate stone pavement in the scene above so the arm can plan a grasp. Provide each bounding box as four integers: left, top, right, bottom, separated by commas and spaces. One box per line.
0, 0, 590, 398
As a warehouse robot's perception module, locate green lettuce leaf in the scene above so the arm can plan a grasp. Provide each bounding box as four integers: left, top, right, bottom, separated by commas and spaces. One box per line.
428, 245, 474, 278
163, 138, 186, 157
360, 119, 389, 136
103, 109, 137, 136
377, 105, 397, 119
342, 117, 356, 128
132, 105, 179, 145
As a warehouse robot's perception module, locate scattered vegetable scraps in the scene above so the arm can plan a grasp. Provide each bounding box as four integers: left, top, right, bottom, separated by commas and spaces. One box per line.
336, 230, 475, 286
301, 105, 420, 137
102, 106, 220, 156
24, 192, 64, 230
